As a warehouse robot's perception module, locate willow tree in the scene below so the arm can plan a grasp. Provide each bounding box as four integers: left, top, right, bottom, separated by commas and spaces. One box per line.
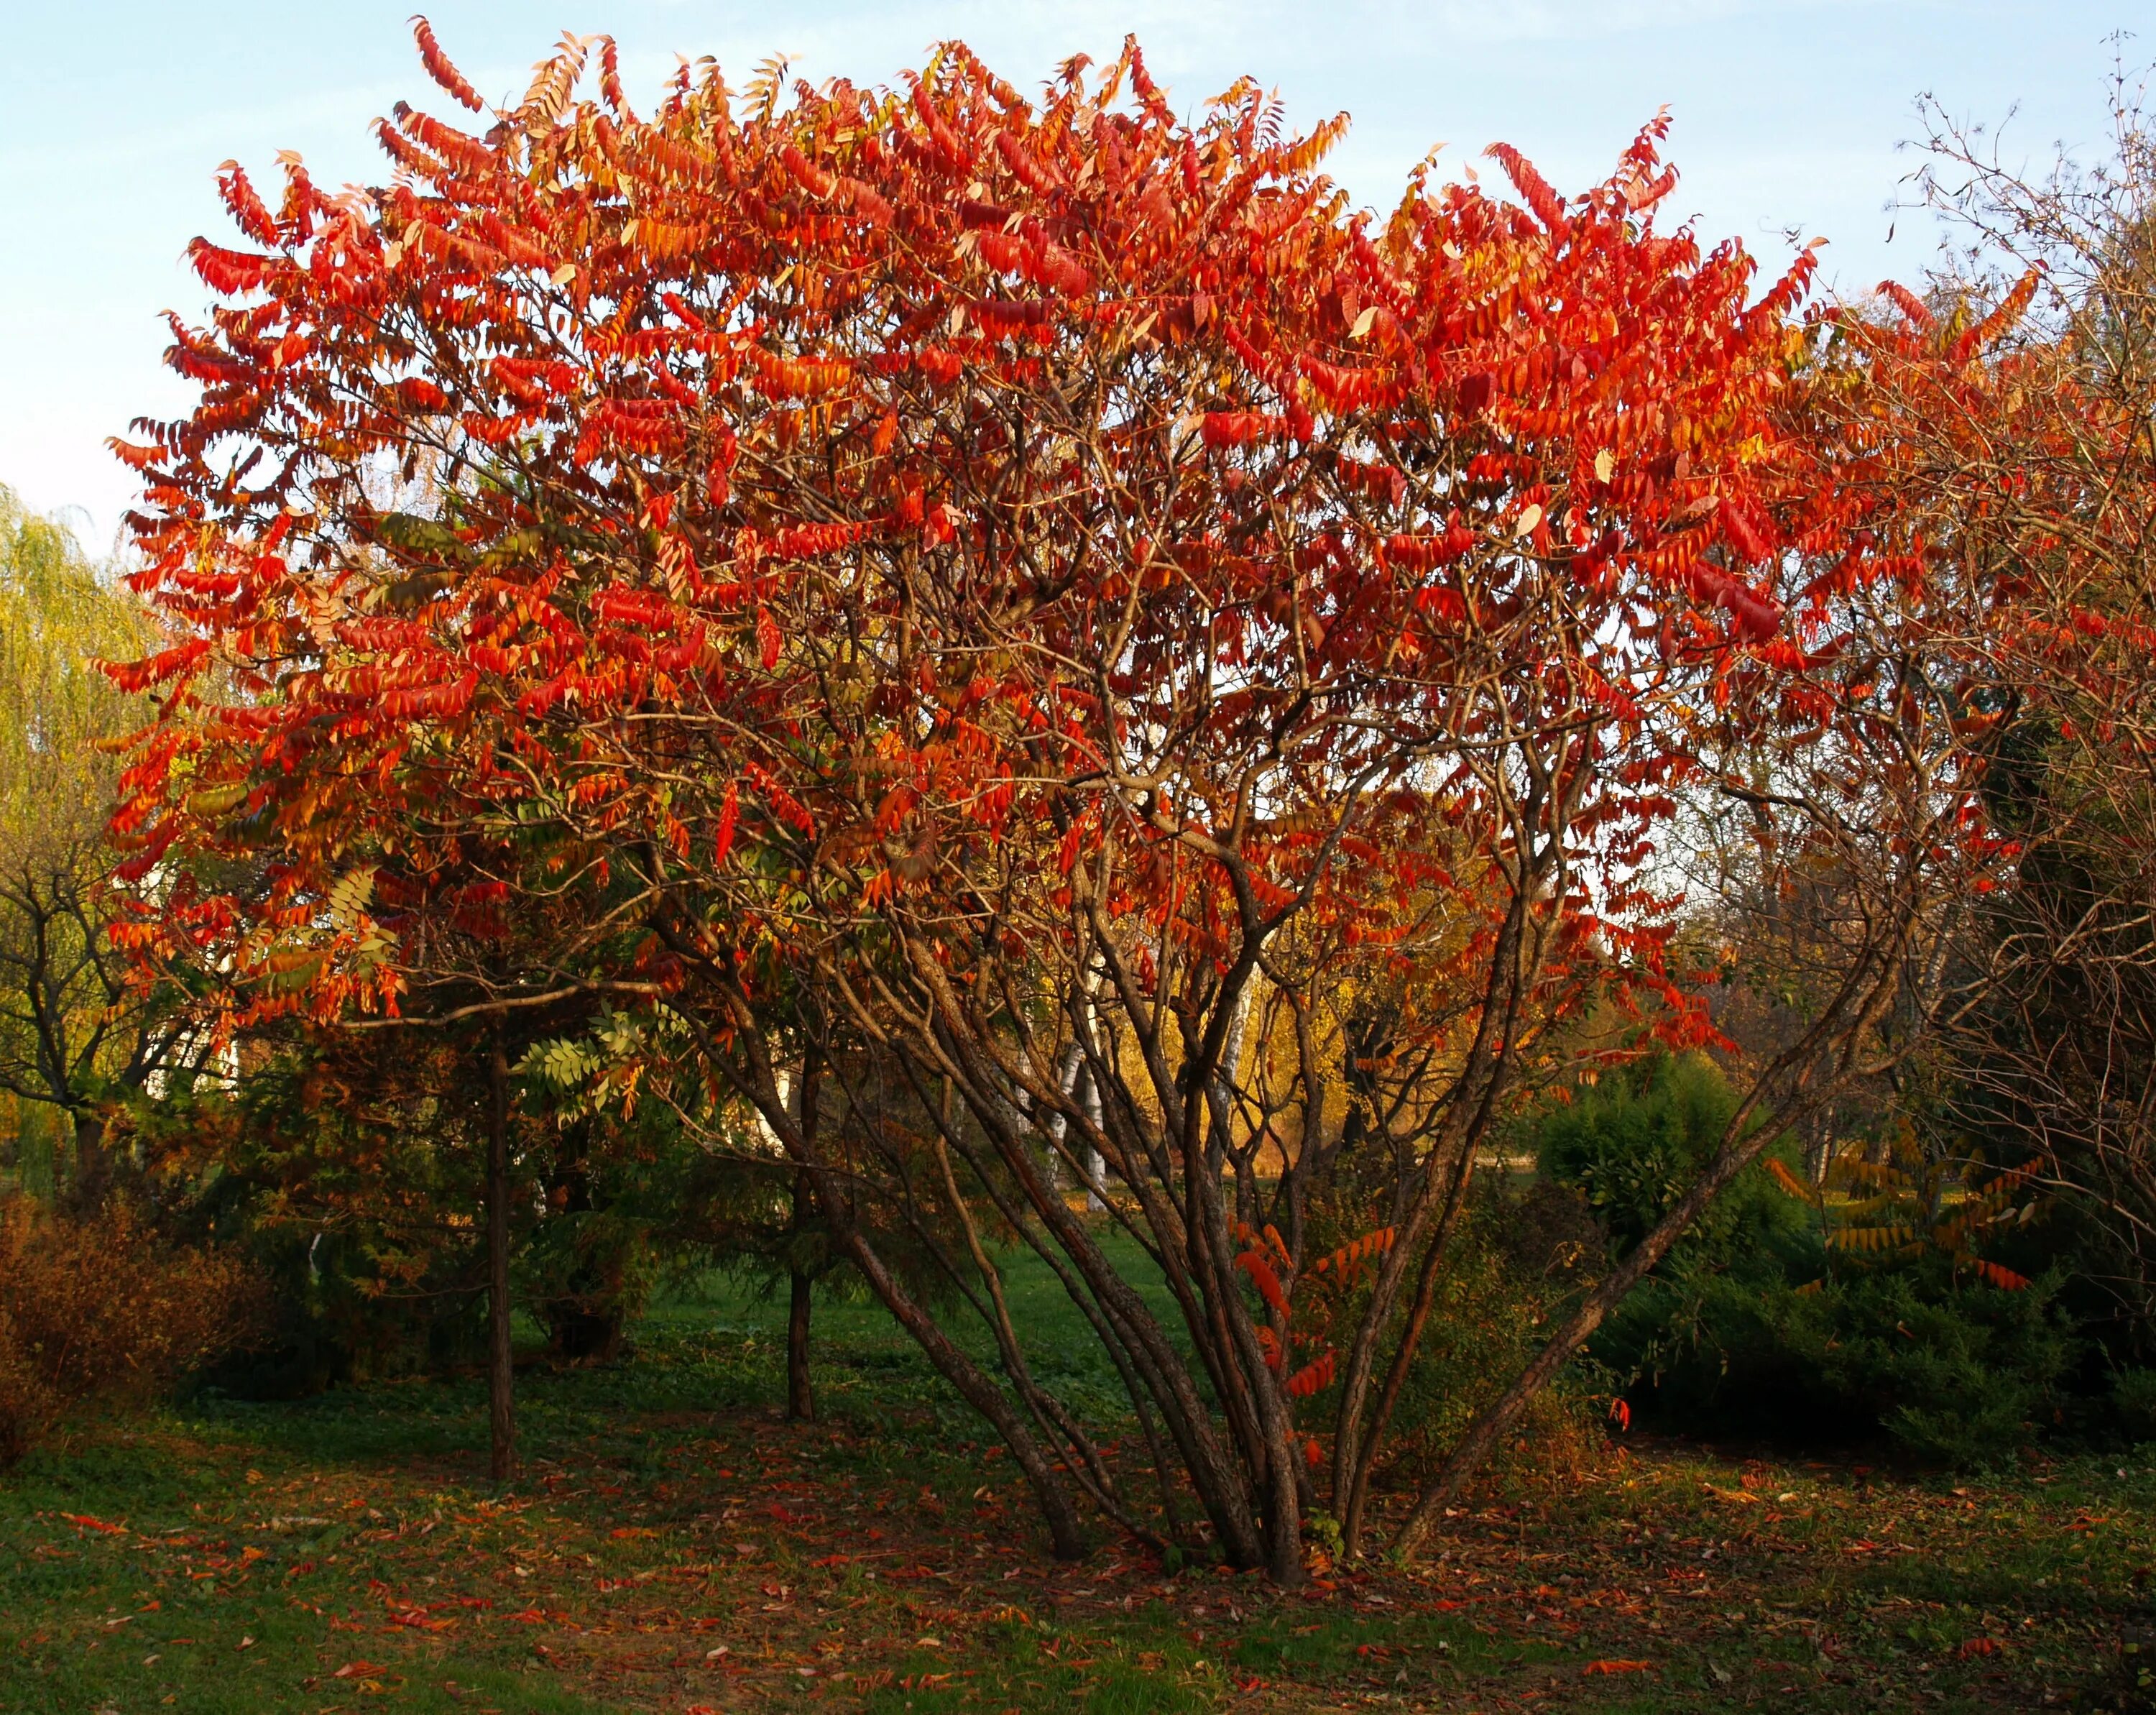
0, 487, 178, 1204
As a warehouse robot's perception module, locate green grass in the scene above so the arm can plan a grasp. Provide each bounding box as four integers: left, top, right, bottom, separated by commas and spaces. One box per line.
5, 1250, 2155, 1711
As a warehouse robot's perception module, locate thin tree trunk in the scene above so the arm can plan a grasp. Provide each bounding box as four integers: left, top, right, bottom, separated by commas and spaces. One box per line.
787, 1170, 816, 1422
786, 1052, 823, 1423
486, 1026, 517, 1486
66, 1108, 109, 1214
1079, 1063, 1107, 1212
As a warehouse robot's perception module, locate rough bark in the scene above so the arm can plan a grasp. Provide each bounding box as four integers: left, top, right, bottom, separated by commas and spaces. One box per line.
65, 1108, 109, 1215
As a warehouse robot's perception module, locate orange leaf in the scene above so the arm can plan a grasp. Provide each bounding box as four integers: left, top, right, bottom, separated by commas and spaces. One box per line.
712, 782, 740, 865
411, 17, 485, 112
1235, 1251, 1290, 1319
1284, 1351, 1335, 1397
1764, 1158, 1813, 1200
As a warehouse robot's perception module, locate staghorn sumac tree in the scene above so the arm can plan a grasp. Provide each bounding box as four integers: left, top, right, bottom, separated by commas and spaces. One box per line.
110, 24, 2012, 1577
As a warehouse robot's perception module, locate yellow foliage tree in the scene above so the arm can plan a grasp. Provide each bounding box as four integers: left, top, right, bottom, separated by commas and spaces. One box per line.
0, 486, 175, 1203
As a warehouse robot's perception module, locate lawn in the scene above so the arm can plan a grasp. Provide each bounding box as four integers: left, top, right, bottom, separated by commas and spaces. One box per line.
3, 1261, 2150, 1714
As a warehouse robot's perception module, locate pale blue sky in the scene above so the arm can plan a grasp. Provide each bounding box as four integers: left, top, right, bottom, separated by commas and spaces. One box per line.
0, 1, 2135, 548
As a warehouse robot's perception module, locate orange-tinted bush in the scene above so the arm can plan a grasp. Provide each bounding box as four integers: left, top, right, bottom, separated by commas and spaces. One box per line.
0, 1196, 264, 1464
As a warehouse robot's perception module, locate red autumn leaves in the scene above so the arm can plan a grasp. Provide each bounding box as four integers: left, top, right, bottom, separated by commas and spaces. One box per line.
104, 24, 1831, 1088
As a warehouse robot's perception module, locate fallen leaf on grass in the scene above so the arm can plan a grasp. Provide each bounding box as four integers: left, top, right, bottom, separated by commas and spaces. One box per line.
1583, 1658, 1654, 1675
333, 1661, 384, 1678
